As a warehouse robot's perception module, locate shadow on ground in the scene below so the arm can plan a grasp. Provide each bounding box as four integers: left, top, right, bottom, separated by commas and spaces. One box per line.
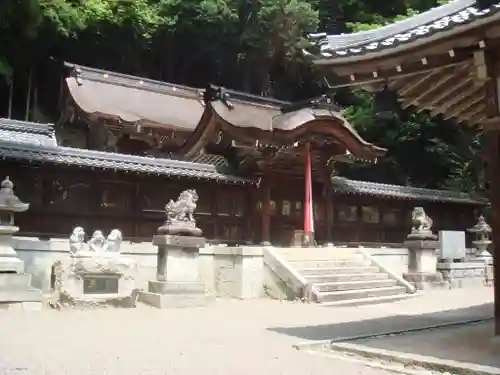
268, 303, 493, 341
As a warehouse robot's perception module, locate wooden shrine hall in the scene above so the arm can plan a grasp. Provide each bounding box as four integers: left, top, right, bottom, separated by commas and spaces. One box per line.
0, 63, 485, 247
1, 62, 389, 246
303, 0, 500, 331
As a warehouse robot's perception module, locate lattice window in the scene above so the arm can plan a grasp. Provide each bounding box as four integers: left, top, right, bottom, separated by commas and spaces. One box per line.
361, 206, 380, 223
336, 205, 358, 222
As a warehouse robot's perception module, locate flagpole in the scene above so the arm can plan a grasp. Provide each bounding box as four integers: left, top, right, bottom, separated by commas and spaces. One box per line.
304, 142, 315, 246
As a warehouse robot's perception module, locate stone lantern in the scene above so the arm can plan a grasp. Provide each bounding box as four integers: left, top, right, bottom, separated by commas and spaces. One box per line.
0, 176, 41, 310
467, 215, 493, 263
0, 176, 29, 273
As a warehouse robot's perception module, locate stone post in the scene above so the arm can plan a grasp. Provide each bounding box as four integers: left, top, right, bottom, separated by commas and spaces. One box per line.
139, 189, 209, 308
0, 176, 42, 310
403, 207, 446, 289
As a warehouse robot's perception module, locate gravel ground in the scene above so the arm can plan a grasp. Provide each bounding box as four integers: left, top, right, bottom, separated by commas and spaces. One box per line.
0, 288, 493, 375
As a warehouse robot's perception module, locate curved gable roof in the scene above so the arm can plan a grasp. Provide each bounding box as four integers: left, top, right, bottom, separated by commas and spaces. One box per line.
65, 63, 204, 132
63, 64, 385, 161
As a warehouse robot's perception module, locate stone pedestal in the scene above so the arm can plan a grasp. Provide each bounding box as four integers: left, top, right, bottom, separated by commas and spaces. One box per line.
438, 261, 489, 288
139, 235, 209, 308
51, 251, 138, 308
0, 225, 42, 310
404, 239, 447, 290
0, 176, 42, 310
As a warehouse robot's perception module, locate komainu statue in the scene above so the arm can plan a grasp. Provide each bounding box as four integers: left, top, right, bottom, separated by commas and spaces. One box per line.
408, 207, 436, 240
157, 189, 202, 237
88, 230, 106, 252
68, 227, 123, 254
69, 226, 86, 254
106, 229, 123, 253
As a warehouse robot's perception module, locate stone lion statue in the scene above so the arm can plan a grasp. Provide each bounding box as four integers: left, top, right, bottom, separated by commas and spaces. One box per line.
158, 189, 202, 236
88, 230, 106, 252
411, 207, 433, 233
69, 226, 85, 254
106, 229, 123, 253
165, 189, 198, 224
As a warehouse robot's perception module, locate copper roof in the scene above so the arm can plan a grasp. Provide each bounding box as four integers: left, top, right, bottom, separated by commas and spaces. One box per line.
0, 118, 252, 184
305, 0, 500, 61
65, 63, 204, 131
64, 63, 386, 160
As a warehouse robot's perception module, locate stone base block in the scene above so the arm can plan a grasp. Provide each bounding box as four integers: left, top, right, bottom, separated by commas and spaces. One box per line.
148, 281, 205, 295
0, 301, 43, 312
404, 272, 449, 290
0, 272, 42, 304
139, 280, 209, 308
0, 257, 24, 273
139, 291, 210, 308
438, 261, 491, 289
55, 291, 140, 309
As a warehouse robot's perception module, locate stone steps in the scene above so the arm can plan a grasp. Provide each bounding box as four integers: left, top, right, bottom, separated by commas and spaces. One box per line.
300, 266, 380, 276
275, 247, 410, 305
319, 286, 407, 303
288, 259, 371, 268
305, 273, 389, 283
314, 279, 398, 293
277, 249, 361, 262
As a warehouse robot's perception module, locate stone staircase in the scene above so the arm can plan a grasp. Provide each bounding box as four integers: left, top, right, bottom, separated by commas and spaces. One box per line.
277, 247, 411, 304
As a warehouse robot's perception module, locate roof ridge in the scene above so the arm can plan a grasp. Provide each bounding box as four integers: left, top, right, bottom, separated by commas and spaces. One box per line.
319, 0, 476, 51
331, 176, 483, 199
65, 62, 291, 109
0, 118, 55, 136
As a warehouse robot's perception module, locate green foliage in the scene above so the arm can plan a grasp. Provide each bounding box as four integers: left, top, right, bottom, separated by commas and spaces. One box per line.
0, 0, 484, 193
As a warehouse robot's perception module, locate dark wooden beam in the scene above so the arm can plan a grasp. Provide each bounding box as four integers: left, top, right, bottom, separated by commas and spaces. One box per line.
430, 80, 481, 117
401, 65, 469, 110
443, 91, 484, 120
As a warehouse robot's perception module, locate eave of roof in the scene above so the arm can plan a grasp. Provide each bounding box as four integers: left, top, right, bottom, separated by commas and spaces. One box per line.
0, 118, 253, 184
332, 176, 488, 205
305, 0, 500, 63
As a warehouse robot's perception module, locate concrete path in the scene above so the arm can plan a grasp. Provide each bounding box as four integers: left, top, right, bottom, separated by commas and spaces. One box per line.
0, 288, 493, 375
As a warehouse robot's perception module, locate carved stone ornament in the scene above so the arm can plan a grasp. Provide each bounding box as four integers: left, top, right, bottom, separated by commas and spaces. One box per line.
157, 189, 203, 237
468, 215, 492, 238
407, 206, 437, 240
0, 177, 29, 226
69, 227, 123, 255
468, 215, 492, 259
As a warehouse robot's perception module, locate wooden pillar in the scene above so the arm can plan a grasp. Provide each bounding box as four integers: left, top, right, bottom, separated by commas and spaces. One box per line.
486, 132, 500, 335
322, 159, 334, 242
260, 177, 271, 245
484, 53, 500, 335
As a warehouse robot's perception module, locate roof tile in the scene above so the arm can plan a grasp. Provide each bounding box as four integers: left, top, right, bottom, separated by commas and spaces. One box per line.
0, 118, 252, 184
332, 176, 487, 205
307, 0, 500, 59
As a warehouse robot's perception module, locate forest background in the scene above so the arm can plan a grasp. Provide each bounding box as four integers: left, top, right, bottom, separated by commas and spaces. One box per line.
0, 0, 484, 193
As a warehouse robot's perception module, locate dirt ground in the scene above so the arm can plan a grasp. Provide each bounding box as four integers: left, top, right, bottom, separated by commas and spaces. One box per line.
0, 288, 494, 375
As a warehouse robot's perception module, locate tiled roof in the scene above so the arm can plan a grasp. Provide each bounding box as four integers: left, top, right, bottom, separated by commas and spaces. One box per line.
0, 118, 252, 184
307, 0, 500, 59
331, 176, 487, 205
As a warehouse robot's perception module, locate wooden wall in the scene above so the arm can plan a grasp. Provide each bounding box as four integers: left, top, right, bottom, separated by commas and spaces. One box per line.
3, 161, 482, 245
5, 162, 252, 243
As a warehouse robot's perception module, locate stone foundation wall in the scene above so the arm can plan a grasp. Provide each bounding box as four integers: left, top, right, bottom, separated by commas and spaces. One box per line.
13, 237, 265, 300
362, 247, 410, 277
200, 246, 264, 299
437, 262, 491, 288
